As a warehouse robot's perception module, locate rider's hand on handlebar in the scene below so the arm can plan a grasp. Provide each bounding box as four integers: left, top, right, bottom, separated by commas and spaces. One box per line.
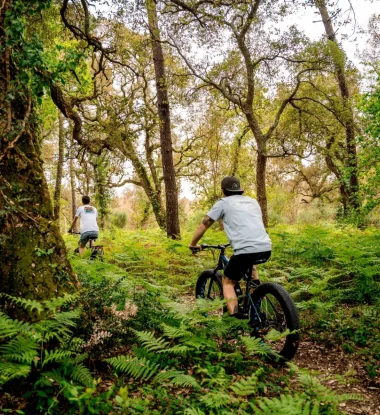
189, 245, 202, 254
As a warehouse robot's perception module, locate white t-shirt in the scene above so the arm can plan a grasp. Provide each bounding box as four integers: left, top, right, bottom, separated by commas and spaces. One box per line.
75, 205, 99, 233
207, 195, 271, 254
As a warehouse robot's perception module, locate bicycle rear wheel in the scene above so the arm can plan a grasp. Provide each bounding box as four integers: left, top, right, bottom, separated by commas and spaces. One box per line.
195, 270, 224, 316
250, 282, 300, 362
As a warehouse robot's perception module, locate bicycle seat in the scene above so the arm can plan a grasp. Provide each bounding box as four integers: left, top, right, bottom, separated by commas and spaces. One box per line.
88, 236, 98, 241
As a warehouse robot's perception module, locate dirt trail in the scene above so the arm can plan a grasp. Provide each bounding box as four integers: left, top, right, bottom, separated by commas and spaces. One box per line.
179, 296, 379, 414
294, 341, 380, 415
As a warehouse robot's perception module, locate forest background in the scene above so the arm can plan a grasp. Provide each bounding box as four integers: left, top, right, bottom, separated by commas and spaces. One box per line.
0, 0, 379, 414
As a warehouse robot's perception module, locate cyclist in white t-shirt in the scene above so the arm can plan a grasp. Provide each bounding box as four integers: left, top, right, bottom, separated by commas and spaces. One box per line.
189, 176, 272, 318
68, 195, 99, 256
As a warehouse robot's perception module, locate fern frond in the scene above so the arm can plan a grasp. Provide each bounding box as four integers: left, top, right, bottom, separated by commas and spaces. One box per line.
133, 330, 169, 351
52, 309, 82, 327
199, 390, 238, 409
42, 350, 73, 367
154, 370, 200, 390
105, 356, 159, 380
240, 336, 279, 357
230, 374, 259, 396
158, 345, 190, 355
205, 319, 232, 337
0, 361, 32, 385
0, 336, 38, 364
184, 408, 205, 415
252, 394, 313, 415
43, 293, 80, 313
1, 294, 43, 314
0, 312, 30, 339
265, 328, 292, 342
182, 335, 216, 351
161, 323, 191, 339
70, 362, 94, 388
34, 319, 74, 342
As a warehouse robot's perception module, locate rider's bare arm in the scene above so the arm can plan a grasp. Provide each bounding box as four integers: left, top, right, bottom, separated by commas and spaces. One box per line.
189, 215, 215, 248
68, 216, 78, 232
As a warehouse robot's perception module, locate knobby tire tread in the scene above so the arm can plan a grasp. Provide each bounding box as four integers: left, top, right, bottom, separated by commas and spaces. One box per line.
195, 270, 223, 299
252, 282, 300, 362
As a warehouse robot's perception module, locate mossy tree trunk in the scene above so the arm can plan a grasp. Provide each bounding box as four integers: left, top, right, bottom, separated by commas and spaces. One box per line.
315, 0, 361, 215
53, 111, 65, 223
0, 0, 79, 301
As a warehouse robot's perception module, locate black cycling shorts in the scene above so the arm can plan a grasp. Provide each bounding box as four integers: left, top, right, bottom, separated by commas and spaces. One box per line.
224, 251, 271, 282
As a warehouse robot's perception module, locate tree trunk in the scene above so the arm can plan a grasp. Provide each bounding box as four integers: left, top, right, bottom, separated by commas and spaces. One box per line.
315, 0, 360, 214
256, 152, 268, 227
245, 112, 269, 227
53, 112, 65, 223
0, 0, 79, 300
120, 135, 167, 230
146, 0, 181, 239
69, 129, 77, 227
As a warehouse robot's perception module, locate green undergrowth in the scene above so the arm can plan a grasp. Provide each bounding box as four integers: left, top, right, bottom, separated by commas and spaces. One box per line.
0, 224, 378, 413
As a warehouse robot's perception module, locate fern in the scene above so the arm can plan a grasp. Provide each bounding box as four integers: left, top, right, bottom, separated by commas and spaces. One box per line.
42, 349, 73, 367
184, 408, 205, 415
43, 293, 80, 313
105, 356, 159, 380
0, 361, 32, 385
199, 390, 238, 409
69, 362, 94, 388
154, 369, 200, 390
133, 330, 169, 351
158, 345, 190, 355
161, 323, 191, 339
230, 374, 259, 396
0, 336, 38, 364
1, 294, 43, 314
240, 336, 278, 357
0, 312, 31, 339
265, 328, 292, 341
252, 394, 315, 415
51, 309, 82, 327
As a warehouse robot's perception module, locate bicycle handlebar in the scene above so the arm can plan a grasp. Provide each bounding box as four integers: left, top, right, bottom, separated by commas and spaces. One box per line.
200, 243, 230, 250
68, 230, 81, 235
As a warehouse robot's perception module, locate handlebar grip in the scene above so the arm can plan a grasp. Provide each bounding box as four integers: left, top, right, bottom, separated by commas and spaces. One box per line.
190, 247, 201, 254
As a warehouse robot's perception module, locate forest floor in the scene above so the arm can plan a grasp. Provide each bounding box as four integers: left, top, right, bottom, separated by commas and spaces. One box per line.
293, 341, 380, 415
181, 295, 380, 415
179, 294, 380, 415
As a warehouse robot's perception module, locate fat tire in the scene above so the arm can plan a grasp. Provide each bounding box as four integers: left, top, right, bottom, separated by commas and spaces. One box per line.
195, 270, 223, 299
251, 282, 300, 362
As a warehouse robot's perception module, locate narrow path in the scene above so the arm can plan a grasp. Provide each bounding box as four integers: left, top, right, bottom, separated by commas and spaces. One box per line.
179, 295, 379, 414
294, 341, 380, 415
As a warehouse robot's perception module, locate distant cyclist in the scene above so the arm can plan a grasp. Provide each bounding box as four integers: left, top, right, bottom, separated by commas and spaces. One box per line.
189, 176, 272, 318
68, 195, 99, 256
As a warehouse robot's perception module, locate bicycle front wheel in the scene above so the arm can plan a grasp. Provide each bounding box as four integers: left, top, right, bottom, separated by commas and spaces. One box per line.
195, 270, 224, 316
250, 282, 300, 362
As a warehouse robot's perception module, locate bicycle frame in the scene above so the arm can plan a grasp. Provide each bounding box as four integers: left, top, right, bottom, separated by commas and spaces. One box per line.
204, 245, 262, 322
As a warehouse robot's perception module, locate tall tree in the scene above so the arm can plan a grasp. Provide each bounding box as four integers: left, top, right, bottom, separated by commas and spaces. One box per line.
314, 0, 360, 215
146, 0, 181, 239
164, 0, 321, 226
0, 0, 79, 300
53, 111, 65, 222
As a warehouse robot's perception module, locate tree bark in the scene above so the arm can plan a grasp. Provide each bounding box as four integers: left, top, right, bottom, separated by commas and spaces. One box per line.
120, 135, 167, 229
68, 127, 77, 229
146, 0, 181, 239
315, 0, 360, 213
245, 111, 269, 227
53, 111, 65, 223
0, 0, 79, 300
